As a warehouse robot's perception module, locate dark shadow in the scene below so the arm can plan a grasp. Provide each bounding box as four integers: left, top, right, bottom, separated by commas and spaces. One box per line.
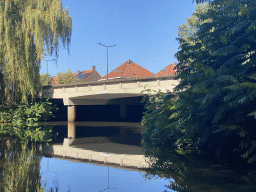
76, 105, 121, 122
49, 122, 143, 150
45, 97, 147, 123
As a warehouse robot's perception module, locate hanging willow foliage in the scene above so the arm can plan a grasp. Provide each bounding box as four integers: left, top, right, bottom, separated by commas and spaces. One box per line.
0, 0, 71, 104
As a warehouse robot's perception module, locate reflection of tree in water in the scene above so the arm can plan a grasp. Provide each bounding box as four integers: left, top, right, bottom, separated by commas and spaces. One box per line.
0, 137, 43, 191
0, 125, 60, 192
143, 149, 256, 192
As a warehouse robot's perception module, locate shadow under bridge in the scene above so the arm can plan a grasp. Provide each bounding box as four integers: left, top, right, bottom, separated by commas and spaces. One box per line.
64, 93, 146, 122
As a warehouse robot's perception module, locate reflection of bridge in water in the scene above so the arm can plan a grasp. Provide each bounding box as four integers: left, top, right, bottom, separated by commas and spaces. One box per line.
42, 121, 151, 169
42, 75, 178, 149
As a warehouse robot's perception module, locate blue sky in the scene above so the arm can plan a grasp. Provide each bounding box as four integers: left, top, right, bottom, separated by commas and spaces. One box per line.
40, 0, 197, 77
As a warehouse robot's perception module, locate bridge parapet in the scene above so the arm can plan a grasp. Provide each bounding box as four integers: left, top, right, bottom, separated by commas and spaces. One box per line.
42, 74, 179, 100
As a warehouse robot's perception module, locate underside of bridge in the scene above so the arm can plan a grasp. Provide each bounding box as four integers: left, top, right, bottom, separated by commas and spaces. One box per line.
49, 95, 146, 122
76, 104, 145, 122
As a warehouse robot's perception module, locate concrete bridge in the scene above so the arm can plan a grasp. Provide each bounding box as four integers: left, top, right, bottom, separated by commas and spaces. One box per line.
42, 74, 179, 143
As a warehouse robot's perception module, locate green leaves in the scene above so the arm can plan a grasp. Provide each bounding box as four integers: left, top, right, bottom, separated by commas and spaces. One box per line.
0, 99, 55, 143
217, 75, 238, 83
142, 0, 256, 165
56, 68, 79, 85
248, 110, 256, 119
0, 0, 72, 105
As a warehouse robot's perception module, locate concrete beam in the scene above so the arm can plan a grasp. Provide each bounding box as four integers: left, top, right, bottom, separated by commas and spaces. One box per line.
63, 95, 143, 106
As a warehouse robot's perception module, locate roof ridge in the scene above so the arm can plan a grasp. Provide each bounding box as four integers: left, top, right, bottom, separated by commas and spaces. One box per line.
85, 72, 92, 79
120, 61, 128, 77
99, 60, 155, 79
167, 65, 171, 74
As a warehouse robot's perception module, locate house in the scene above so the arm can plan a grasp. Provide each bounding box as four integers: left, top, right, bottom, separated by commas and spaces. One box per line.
74, 66, 101, 82
52, 76, 59, 85
51, 66, 101, 85
99, 60, 154, 80
155, 62, 176, 76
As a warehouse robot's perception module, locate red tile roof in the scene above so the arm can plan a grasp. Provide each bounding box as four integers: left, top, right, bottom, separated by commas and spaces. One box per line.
52, 76, 59, 85
51, 68, 95, 85
82, 69, 92, 74
100, 60, 154, 80
155, 62, 176, 76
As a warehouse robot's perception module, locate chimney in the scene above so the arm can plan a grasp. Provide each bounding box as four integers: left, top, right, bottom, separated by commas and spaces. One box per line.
92, 66, 96, 71
128, 59, 133, 64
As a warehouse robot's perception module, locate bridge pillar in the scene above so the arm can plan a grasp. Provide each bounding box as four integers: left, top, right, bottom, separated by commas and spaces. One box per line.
64, 105, 76, 147
68, 121, 76, 139
120, 104, 127, 119
63, 121, 76, 147
68, 105, 76, 122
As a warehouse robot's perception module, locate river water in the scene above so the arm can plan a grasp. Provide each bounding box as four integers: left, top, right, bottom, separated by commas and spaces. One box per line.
40, 121, 172, 192
1, 121, 256, 192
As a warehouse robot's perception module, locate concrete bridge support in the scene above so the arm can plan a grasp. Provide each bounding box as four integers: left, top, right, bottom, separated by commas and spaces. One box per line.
68, 121, 76, 139
64, 106, 76, 147
68, 105, 76, 122
63, 121, 76, 147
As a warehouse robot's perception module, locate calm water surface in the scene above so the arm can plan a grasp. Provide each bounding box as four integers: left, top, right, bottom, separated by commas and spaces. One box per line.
40, 121, 174, 192
1, 121, 256, 191
40, 157, 172, 192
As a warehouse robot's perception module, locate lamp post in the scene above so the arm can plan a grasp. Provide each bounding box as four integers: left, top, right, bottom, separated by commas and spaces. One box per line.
98, 43, 116, 80
100, 166, 118, 191
45, 59, 57, 85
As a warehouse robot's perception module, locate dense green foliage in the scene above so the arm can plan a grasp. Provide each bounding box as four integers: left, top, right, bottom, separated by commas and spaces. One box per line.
141, 0, 256, 166
177, 3, 210, 47
0, 99, 56, 142
143, 151, 256, 192
40, 73, 54, 86
0, 0, 72, 105
0, 104, 17, 123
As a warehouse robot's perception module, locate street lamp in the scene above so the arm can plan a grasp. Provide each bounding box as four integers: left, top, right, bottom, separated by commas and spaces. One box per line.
98, 43, 116, 80
45, 59, 57, 85
99, 166, 118, 191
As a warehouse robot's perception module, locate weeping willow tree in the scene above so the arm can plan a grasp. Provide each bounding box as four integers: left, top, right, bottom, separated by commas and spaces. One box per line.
0, 0, 72, 105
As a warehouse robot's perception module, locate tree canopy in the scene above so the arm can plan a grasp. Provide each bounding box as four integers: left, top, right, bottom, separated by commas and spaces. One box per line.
0, 0, 71, 104
56, 68, 79, 85
141, 0, 256, 165
40, 73, 54, 86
